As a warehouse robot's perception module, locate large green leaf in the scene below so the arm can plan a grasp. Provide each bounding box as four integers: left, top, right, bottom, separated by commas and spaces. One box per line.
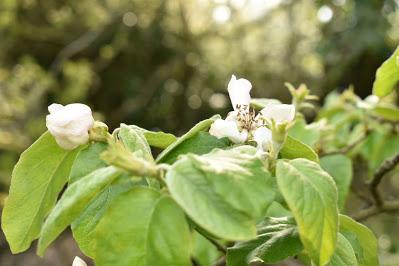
1, 132, 80, 253
92, 187, 191, 266
156, 115, 224, 163
320, 155, 353, 210
288, 119, 321, 148
276, 159, 338, 266
227, 217, 303, 266
166, 146, 275, 240
373, 46, 399, 97
328, 234, 357, 266
71, 177, 138, 257
280, 136, 319, 163
339, 215, 378, 266
372, 105, 399, 122
37, 167, 122, 255
69, 142, 107, 184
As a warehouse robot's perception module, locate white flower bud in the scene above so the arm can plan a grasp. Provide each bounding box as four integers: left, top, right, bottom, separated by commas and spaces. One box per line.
260, 104, 295, 124
227, 74, 252, 110
253, 127, 272, 152
46, 103, 94, 150
209, 118, 248, 144
72, 256, 87, 266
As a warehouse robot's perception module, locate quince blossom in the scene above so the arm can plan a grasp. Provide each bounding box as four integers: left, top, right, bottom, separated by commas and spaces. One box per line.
46, 103, 94, 150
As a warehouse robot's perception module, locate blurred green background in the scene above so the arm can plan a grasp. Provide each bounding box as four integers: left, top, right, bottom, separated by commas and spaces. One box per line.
0, 0, 398, 265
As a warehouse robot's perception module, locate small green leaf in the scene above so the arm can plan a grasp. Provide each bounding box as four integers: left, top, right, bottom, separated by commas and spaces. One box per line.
69, 142, 107, 184
156, 115, 223, 163
328, 234, 357, 266
250, 98, 282, 110
339, 215, 378, 266
320, 155, 353, 210
143, 130, 177, 149
92, 187, 192, 266
118, 124, 153, 161
276, 159, 338, 266
227, 217, 303, 266
166, 146, 275, 240
373, 46, 399, 97
372, 105, 399, 122
37, 167, 122, 255
2, 132, 80, 253
280, 136, 319, 163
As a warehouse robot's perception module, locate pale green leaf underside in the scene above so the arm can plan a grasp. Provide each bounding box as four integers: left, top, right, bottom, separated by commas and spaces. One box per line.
166, 146, 275, 241
276, 159, 338, 266
2, 132, 79, 253
37, 167, 122, 255
92, 187, 192, 266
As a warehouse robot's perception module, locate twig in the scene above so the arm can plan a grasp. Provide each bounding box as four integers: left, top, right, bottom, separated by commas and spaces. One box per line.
369, 153, 399, 207
353, 153, 399, 221
322, 131, 369, 156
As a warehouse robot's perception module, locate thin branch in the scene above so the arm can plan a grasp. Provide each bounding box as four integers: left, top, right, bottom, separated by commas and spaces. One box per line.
353, 153, 399, 221
369, 152, 399, 207
322, 131, 369, 156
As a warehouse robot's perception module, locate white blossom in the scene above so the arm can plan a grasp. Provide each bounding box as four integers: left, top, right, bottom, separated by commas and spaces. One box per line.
72, 256, 87, 266
46, 103, 94, 150
357, 95, 379, 109
253, 127, 272, 152
260, 104, 295, 124
209, 118, 248, 144
227, 74, 252, 110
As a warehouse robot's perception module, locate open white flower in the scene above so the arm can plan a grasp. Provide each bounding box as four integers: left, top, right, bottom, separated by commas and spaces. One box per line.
209, 118, 248, 144
253, 127, 272, 152
72, 256, 87, 266
46, 103, 94, 150
227, 74, 252, 110
260, 103, 295, 124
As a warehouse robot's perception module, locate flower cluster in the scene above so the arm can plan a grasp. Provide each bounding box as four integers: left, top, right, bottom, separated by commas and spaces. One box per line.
209, 75, 295, 152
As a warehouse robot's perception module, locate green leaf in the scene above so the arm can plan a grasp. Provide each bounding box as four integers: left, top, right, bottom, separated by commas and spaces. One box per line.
192, 232, 220, 266
37, 167, 122, 255
339, 215, 378, 266
227, 217, 303, 266
166, 146, 275, 240
372, 105, 399, 122
250, 98, 282, 110
373, 46, 399, 97
276, 159, 338, 266
69, 142, 107, 184
72, 177, 138, 257
118, 124, 159, 188
280, 136, 319, 163
328, 234, 357, 266
320, 155, 353, 210
143, 130, 177, 149
1, 132, 80, 253
288, 119, 321, 148
118, 124, 153, 161
92, 187, 191, 266
156, 115, 223, 163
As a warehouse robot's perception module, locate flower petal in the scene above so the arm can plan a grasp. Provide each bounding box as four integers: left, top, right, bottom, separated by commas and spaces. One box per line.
227, 74, 252, 110
260, 104, 295, 124
209, 118, 247, 144
72, 256, 87, 266
253, 127, 272, 151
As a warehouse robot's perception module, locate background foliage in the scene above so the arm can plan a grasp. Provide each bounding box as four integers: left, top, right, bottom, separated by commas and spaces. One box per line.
0, 0, 398, 265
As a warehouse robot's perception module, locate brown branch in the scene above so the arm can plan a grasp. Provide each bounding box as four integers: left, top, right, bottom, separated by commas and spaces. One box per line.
353, 153, 399, 221
322, 130, 369, 156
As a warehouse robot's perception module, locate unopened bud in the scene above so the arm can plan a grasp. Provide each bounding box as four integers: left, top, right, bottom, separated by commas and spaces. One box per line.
89, 121, 110, 142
